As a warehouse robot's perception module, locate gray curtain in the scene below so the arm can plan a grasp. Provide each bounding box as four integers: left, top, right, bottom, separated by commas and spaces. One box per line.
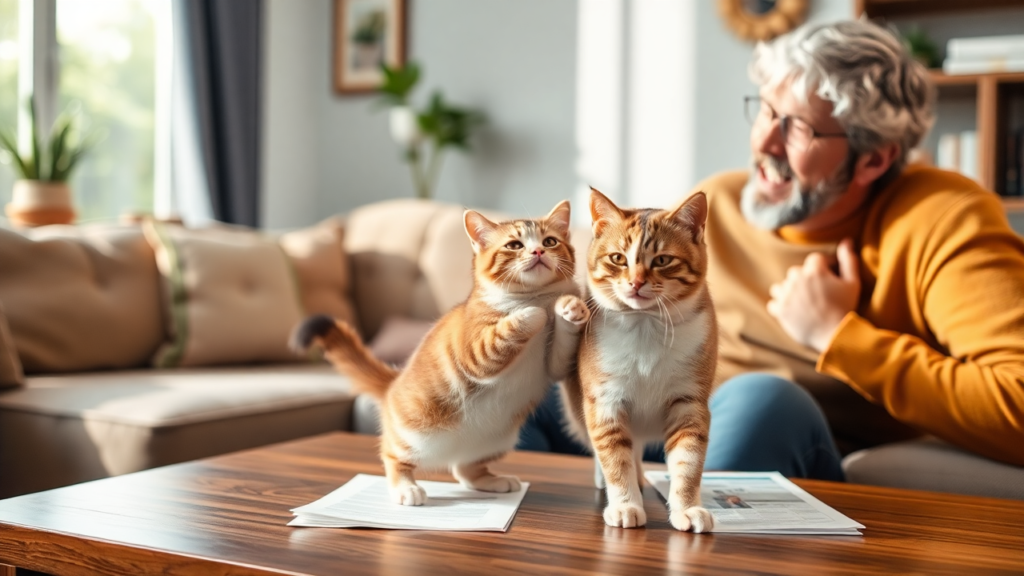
183, 0, 263, 227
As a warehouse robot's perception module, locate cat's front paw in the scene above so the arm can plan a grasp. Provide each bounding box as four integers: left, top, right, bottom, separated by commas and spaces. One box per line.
555, 294, 590, 327
391, 484, 427, 506
669, 506, 713, 533
603, 502, 647, 528
462, 474, 522, 493
517, 306, 549, 336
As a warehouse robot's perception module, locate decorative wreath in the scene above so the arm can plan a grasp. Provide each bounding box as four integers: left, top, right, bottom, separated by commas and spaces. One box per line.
718, 0, 809, 43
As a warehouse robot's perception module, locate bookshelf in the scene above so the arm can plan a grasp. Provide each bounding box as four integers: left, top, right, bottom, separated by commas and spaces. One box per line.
857, 0, 1024, 212
929, 70, 1024, 200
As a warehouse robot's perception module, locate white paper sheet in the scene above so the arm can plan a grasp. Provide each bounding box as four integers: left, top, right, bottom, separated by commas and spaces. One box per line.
644, 470, 864, 535
289, 474, 529, 532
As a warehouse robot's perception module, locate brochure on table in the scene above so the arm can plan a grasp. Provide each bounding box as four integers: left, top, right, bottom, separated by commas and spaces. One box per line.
645, 470, 864, 535
289, 474, 529, 532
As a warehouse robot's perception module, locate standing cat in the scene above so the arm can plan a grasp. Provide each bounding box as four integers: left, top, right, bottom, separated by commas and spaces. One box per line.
292, 201, 590, 505
561, 189, 717, 532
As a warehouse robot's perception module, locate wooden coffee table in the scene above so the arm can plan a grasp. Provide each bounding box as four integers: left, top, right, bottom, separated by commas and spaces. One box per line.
0, 432, 1022, 575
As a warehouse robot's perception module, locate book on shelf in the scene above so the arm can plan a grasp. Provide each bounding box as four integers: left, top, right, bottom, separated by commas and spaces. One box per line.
943, 57, 1024, 75
1007, 128, 1024, 198
948, 34, 1024, 61
937, 133, 960, 171
934, 131, 980, 184
960, 130, 979, 182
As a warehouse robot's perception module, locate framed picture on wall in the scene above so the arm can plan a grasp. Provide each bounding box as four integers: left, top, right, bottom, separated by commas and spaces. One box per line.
334, 0, 407, 94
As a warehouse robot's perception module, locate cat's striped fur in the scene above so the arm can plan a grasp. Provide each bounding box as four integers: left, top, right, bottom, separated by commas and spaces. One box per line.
561, 189, 717, 532
292, 201, 589, 505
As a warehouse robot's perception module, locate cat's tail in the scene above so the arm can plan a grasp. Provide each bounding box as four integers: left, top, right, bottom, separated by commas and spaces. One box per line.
290, 315, 397, 400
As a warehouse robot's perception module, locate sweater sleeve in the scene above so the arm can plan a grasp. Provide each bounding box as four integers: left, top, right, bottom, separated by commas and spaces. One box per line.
817, 193, 1024, 466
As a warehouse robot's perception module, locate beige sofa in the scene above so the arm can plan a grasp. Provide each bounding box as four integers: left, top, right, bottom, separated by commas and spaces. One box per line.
2, 198, 1021, 502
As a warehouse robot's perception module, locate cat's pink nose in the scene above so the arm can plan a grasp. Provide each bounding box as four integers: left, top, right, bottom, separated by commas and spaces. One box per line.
533, 249, 545, 256
630, 280, 645, 292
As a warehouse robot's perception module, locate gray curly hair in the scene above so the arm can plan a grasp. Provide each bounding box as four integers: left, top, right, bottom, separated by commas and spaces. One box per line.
750, 20, 935, 182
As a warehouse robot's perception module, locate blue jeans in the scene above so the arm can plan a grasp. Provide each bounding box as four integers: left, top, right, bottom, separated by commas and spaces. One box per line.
517, 373, 845, 481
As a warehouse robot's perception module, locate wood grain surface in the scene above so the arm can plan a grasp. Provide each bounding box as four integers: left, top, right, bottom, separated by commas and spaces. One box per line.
0, 432, 1022, 575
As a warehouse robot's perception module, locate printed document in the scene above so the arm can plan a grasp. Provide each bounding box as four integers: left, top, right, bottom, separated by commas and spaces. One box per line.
289, 474, 529, 532
645, 471, 864, 535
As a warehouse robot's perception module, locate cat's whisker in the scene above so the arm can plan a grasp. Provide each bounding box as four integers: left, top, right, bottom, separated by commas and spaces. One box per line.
556, 260, 575, 279
659, 296, 677, 349
658, 298, 668, 343
493, 267, 519, 294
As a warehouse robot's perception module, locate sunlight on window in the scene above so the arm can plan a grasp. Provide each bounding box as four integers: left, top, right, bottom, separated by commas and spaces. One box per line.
0, 0, 18, 212
58, 0, 158, 223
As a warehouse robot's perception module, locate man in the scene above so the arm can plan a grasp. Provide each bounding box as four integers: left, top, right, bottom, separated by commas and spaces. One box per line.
518, 19, 1024, 480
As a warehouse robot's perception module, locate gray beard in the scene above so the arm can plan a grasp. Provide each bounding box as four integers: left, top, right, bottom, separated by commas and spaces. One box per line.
740, 157, 852, 230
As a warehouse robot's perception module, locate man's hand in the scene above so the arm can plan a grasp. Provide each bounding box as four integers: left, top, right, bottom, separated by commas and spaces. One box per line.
766, 237, 861, 352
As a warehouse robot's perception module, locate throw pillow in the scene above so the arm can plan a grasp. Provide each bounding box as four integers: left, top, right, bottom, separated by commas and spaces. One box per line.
143, 221, 304, 368
0, 225, 164, 373
278, 216, 358, 328
0, 301, 24, 388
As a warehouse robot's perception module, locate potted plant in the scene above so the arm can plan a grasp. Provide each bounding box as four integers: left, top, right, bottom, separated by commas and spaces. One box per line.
351, 10, 386, 70
0, 97, 97, 227
377, 62, 485, 200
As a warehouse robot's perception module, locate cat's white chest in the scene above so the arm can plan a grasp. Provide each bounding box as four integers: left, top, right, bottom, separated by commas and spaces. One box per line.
591, 309, 709, 439
595, 312, 704, 381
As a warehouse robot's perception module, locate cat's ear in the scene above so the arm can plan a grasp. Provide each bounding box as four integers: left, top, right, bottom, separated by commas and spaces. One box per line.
544, 200, 571, 237
464, 210, 498, 254
670, 191, 708, 244
589, 187, 624, 236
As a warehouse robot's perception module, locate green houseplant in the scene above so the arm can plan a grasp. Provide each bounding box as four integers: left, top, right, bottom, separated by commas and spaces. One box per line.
0, 96, 98, 226
351, 10, 386, 69
902, 26, 940, 69
377, 62, 485, 200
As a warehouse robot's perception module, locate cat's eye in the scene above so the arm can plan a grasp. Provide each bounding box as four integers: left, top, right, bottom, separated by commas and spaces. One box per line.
505, 240, 524, 250
608, 253, 626, 265
651, 255, 674, 267
542, 237, 558, 248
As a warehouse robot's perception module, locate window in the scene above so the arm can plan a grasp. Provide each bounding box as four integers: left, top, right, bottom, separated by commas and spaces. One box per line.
0, 0, 19, 211
1, 0, 164, 224
58, 0, 158, 222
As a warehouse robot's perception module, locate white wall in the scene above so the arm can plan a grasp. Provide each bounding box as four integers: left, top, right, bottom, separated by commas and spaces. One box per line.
262, 0, 578, 228
260, 0, 326, 230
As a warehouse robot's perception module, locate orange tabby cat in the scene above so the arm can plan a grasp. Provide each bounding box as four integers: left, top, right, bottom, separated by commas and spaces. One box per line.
561, 189, 717, 532
292, 201, 590, 505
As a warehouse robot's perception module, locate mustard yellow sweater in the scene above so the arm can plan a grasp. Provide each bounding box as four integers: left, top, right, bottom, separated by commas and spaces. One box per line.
696, 165, 1024, 465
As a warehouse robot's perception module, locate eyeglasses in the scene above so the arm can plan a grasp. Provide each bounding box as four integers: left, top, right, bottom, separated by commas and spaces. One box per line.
744, 96, 847, 151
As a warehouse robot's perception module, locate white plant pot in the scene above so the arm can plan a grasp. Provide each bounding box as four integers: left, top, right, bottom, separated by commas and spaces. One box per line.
389, 106, 423, 147
5, 180, 76, 227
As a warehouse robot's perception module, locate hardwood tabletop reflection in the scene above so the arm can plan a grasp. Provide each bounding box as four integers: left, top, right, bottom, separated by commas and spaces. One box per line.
0, 432, 1022, 575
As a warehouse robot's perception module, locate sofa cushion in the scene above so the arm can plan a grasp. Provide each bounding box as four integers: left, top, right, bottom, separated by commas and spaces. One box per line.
0, 302, 24, 388
0, 225, 164, 373
0, 364, 354, 498
843, 437, 1024, 500
278, 216, 358, 327
144, 221, 304, 368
